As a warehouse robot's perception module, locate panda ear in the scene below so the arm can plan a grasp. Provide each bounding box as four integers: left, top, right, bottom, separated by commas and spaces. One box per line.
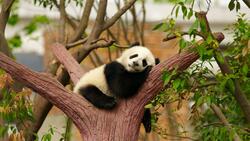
130, 42, 140, 47
155, 58, 160, 65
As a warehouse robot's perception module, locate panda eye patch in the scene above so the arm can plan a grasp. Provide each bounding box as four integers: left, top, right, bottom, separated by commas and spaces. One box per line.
142, 59, 147, 67
129, 54, 138, 59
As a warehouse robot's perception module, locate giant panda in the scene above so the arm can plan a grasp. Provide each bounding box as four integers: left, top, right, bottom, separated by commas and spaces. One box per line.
73, 46, 160, 132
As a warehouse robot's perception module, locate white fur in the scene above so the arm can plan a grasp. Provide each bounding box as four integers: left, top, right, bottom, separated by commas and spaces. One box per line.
74, 46, 156, 96
117, 46, 156, 72
73, 65, 112, 95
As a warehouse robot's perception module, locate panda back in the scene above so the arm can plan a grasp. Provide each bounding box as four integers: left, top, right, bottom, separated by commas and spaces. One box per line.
73, 65, 111, 96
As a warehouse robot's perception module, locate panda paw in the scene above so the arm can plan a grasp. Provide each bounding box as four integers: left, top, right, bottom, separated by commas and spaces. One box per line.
98, 97, 117, 109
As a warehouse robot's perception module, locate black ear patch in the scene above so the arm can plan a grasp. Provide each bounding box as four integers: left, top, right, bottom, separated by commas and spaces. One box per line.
155, 58, 160, 65
142, 59, 148, 67
129, 54, 138, 59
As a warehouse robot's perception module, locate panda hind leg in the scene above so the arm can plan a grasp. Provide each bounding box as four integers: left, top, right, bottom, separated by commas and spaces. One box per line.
78, 85, 116, 109
142, 108, 152, 133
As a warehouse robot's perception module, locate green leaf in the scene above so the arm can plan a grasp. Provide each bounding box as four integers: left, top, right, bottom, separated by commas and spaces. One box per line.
24, 22, 37, 35
175, 6, 180, 17
8, 34, 22, 48
181, 5, 187, 18
215, 52, 225, 64
8, 14, 19, 26
236, 1, 240, 11
179, 38, 187, 49
33, 15, 50, 24
188, 19, 199, 35
242, 63, 248, 76
173, 78, 181, 91
206, 34, 213, 44
196, 96, 203, 106
162, 71, 172, 86
187, 9, 193, 19
200, 19, 207, 34
153, 23, 164, 30
228, 0, 235, 11
145, 103, 153, 109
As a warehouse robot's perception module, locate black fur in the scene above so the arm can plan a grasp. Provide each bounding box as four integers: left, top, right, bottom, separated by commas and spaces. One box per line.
79, 85, 116, 109
142, 109, 151, 133
104, 61, 151, 98
155, 58, 160, 65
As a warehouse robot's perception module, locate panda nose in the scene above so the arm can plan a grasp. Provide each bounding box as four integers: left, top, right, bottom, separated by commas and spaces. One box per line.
133, 61, 139, 66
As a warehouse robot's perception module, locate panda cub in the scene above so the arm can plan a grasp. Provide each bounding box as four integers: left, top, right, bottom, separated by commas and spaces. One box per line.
74, 46, 159, 109
74, 46, 159, 132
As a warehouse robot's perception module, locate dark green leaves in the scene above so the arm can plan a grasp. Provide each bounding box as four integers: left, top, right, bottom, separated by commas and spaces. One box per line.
228, 0, 241, 11
179, 38, 187, 49
24, 15, 50, 35
8, 34, 22, 48
228, 0, 235, 11
7, 14, 19, 26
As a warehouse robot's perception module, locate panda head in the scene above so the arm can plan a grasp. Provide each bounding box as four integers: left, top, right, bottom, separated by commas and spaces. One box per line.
117, 46, 159, 72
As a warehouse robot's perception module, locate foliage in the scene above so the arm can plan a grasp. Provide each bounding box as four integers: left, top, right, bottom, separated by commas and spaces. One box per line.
0, 71, 33, 137
34, 126, 66, 141
33, 0, 84, 9
150, 0, 250, 140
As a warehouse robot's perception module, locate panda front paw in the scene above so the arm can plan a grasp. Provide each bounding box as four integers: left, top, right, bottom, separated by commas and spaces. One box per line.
98, 97, 117, 109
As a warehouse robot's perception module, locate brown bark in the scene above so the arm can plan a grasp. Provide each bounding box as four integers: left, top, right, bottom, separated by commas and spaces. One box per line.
0, 0, 14, 57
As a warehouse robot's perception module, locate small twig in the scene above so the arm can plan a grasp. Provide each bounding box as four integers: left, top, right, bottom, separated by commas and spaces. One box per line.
66, 38, 88, 48
163, 31, 205, 42
103, 0, 137, 30
113, 41, 140, 49
113, 43, 132, 49
140, 0, 146, 46
90, 38, 108, 44
54, 0, 76, 29
129, 5, 140, 42
92, 51, 104, 65
242, 0, 250, 8
201, 122, 223, 127
89, 40, 116, 49
70, 0, 94, 42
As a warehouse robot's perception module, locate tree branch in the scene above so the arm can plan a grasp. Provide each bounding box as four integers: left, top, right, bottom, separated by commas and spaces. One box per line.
0, 0, 15, 57
242, 0, 250, 8
70, 0, 94, 42
0, 52, 93, 139
52, 0, 77, 29
50, 43, 84, 84
103, 0, 136, 30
